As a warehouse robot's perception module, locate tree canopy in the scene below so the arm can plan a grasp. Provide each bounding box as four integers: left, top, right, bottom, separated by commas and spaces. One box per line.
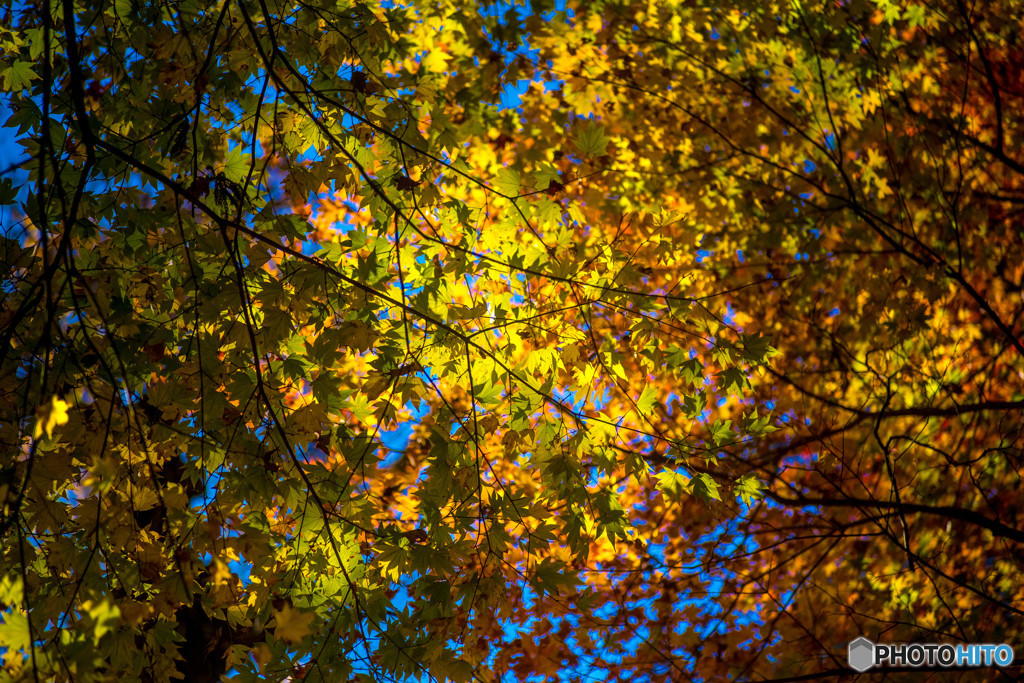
1, 0, 1023, 680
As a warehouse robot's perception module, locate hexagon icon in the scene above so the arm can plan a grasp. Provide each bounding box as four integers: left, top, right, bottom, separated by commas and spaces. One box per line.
848, 637, 875, 672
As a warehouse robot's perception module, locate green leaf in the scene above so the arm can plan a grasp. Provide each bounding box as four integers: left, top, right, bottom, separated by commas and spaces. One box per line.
740, 333, 779, 365
282, 356, 310, 381
574, 121, 609, 157
681, 391, 707, 419
636, 386, 658, 417
655, 469, 690, 499
735, 474, 764, 507
473, 380, 504, 406
745, 411, 778, 436
222, 145, 251, 181
0, 177, 15, 204
692, 473, 722, 503
531, 557, 578, 595
533, 198, 562, 226
494, 167, 521, 196
717, 366, 748, 392
708, 419, 735, 446
2, 61, 36, 91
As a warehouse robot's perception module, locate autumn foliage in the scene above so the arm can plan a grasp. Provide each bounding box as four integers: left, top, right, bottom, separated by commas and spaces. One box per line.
1, 0, 1023, 680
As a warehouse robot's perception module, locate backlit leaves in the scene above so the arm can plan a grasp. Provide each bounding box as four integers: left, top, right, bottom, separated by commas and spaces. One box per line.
0, 61, 35, 91
573, 121, 609, 158
271, 604, 316, 644
2, 0, 1021, 681
33, 396, 70, 440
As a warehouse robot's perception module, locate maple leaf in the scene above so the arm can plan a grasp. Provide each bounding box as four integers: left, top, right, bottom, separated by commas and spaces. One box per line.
272, 604, 315, 644
493, 167, 520, 196
394, 174, 419, 192
350, 70, 368, 92
574, 121, 609, 157
0, 611, 30, 667
635, 386, 658, 417
1, 61, 36, 91
734, 474, 764, 507
33, 396, 70, 440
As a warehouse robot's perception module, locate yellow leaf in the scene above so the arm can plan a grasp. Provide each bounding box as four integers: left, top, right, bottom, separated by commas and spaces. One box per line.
33, 396, 70, 439
421, 49, 449, 73
272, 604, 315, 644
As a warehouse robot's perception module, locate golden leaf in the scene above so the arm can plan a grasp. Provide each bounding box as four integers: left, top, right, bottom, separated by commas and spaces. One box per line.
272, 604, 315, 644
33, 396, 70, 440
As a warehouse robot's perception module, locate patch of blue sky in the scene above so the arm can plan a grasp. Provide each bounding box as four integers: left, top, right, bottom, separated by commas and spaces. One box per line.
0, 105, 29, 181
778, 447, 817, 471
499, 79, 535, 111
546, 0, 572, 16
554, 386, 587, 412
582, 385, 610, 412
723, 301, 736, 325
379, 401, 431, 467
187, 461, 225, 509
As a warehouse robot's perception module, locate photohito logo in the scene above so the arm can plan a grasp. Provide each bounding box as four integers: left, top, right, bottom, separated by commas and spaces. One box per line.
848, 637, 1015, 672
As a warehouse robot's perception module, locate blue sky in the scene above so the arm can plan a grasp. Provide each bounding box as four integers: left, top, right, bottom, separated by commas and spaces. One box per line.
0, 98, 30, 234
